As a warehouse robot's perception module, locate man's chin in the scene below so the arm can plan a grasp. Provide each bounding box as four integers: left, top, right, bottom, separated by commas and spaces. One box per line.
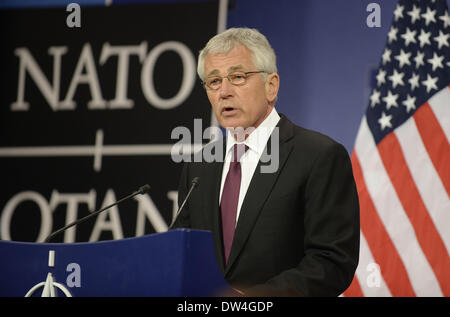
218, 118, 244, 130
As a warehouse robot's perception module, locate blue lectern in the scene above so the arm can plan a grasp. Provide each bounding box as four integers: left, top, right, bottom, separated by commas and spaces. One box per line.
0, 229, 232, 297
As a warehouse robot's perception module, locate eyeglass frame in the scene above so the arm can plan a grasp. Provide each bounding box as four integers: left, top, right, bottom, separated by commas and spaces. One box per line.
202, 70, 267, 90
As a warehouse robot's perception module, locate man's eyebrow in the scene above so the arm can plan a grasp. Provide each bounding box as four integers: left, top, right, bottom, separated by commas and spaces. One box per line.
228, 65, 246, 72
206, 69, 221, 77
206, 65, 246, 77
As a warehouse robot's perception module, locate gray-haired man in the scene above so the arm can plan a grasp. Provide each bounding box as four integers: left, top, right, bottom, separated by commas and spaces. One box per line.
173, 28, 360, 297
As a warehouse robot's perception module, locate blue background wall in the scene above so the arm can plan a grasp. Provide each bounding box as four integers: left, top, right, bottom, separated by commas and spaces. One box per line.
228, 0, 397, 152
228, 0, 449, 153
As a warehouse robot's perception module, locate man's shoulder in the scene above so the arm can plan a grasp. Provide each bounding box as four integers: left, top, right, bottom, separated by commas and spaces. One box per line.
280, 114, 345, 153
278, 117, 352, 174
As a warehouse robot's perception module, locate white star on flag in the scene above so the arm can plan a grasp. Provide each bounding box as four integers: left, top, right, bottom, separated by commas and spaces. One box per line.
401, 27, 417, 46
388, 26, 399, 43
427, 52, 444, 71
407, 5, 421, 24
394, 4, 404, 21
376, 69, 387, 86
402, 94, 416, 113
370, 89, 381, 107
433, 30, 449, 50
388, 69, 405, 88
422, 7, 437, 26
408, 72, 420, 91
378, 111, 393, 130
422, 73, 438, 93
382, 48, 392, 64
383, 90, 399, 109
414, 51, 425, 68
418, 29, 432, 47
395, 49, 412, 68
439, 10, 450, 28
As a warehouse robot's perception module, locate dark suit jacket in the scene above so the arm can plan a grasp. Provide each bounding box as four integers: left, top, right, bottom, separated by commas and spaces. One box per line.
173, 114, 360, 296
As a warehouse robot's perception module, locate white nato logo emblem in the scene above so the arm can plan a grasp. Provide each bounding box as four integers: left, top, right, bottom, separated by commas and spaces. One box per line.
24, 250, 72, 297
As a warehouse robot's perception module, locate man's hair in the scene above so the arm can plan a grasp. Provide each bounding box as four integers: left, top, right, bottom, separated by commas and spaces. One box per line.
197, 27, 278, 81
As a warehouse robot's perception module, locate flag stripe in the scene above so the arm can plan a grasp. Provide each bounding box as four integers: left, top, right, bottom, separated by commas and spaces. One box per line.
413, 102, 450, 196
343, 274, 364, 297
394, 116, 450, 254
351, 150, 415, 296
377, 132, 450, 296
355, 117, 442, 296
428, 86, 450, 142
356, 231, 392, 296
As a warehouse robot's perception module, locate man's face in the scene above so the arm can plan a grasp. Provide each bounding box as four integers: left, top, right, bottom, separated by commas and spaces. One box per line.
203, 45, 277, 131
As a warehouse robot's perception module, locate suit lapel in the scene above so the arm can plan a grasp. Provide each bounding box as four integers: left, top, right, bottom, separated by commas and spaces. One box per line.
224, 115, 295, 275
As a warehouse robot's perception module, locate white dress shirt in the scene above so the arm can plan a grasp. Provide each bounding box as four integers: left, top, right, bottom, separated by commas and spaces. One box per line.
219, 107, 281, 224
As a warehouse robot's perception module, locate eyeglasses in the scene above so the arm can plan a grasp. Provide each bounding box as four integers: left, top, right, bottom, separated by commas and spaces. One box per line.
203, 71, 266, 90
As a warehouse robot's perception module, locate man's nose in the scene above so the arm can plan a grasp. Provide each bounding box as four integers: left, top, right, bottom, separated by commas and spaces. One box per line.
219, 77, 233, 98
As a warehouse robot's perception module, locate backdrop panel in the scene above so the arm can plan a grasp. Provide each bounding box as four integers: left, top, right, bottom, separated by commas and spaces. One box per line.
0, 1, 219, 242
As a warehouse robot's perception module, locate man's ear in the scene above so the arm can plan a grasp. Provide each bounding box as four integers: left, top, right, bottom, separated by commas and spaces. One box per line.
265, 73, 280, 104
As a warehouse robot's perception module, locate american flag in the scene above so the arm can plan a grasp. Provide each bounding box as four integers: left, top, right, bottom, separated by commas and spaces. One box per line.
344, 0, 450, 296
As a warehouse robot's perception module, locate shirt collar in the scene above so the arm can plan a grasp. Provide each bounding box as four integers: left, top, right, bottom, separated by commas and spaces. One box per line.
225, 107, 280, 157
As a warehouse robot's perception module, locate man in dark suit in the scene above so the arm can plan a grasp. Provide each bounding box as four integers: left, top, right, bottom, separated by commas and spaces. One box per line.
172, 28, 360, 296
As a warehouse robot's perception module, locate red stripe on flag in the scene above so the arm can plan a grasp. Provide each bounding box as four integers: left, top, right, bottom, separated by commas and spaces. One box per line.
377, 133, 450, 296
343, 275, 364, 297
351, 152, 415, 296
413, 102, 450, 196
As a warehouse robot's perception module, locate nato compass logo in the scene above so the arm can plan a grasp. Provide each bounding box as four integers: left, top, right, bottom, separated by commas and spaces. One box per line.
25, 250, 72, 297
